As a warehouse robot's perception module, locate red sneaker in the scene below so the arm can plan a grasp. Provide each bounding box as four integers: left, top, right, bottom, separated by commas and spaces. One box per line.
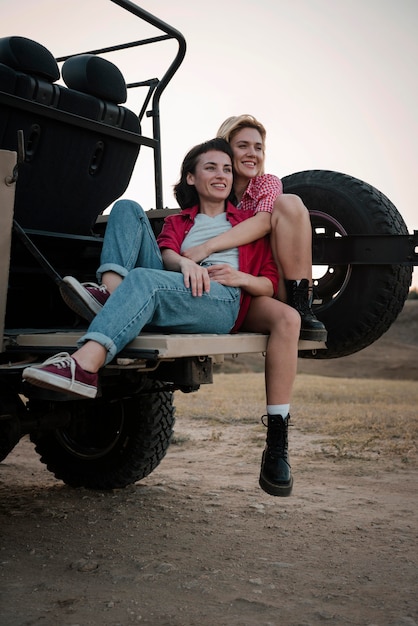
23, 352, 98, 398
60, 275, 110, 321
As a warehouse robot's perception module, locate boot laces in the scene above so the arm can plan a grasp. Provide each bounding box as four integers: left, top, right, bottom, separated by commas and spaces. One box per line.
261, 414, 290, 457
291, 282, 314, 316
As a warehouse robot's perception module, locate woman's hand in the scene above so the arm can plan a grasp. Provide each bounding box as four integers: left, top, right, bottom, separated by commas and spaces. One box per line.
180, 257, 211, 296
207, 264, 242, 287
208, 264, 274, 297
162, 249, 210, 296
182, 242, 211, 264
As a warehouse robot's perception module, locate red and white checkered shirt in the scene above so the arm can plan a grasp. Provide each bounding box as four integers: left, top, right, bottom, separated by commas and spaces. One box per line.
237, 173, 283, 214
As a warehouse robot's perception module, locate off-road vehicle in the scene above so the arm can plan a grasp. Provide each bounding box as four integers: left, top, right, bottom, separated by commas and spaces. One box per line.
0, 0, 416, 489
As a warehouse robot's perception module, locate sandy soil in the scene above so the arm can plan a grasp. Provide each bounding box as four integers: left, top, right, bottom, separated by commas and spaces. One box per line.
0, 302, 417, 626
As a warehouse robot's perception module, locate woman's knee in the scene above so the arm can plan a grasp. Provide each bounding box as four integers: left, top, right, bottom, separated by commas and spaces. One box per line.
111, 199, 146, 221
259, 299, 300, 335
272, 303, 301, 339
272, 193, 309, 226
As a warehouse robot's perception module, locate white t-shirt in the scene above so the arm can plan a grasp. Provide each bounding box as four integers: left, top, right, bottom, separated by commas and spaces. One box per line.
180, 213, 239, 269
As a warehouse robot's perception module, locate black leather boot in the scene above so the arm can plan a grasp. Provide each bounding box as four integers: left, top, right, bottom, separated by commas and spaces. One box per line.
285, 278, 327, 342
259, 414, 293, 497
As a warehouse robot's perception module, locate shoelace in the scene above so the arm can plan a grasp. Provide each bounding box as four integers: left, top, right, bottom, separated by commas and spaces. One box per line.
84, 282, 109, 294
293, 285, 315, 316
261, 414, 290, 457
42, 351, 75, 376
261, 414, 291, 427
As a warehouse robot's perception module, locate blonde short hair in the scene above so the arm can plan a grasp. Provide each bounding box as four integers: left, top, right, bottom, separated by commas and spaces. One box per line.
217, 114, 266, 175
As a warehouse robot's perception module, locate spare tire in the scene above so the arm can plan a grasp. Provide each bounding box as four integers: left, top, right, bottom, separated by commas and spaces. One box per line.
282, 170, 412, 359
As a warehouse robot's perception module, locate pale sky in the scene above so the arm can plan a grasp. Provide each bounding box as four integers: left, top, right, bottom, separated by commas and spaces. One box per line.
2, 0, 417, 287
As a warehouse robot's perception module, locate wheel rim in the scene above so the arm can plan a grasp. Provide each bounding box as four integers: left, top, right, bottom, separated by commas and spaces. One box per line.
55, 399, 125, 460
310, 210, 352, 311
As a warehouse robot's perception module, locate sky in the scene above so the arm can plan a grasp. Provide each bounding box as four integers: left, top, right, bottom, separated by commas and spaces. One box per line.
2, 0, 417, 287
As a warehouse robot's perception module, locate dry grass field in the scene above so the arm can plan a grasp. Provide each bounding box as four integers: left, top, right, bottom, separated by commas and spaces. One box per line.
175, 299, 418, 466
174, 372, 418, 466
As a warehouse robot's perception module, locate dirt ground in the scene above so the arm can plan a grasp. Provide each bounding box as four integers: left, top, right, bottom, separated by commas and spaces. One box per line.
0, 302, 417, 626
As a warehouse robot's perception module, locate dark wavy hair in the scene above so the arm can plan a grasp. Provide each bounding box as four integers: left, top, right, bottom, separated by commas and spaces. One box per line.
173, 138, 236, 209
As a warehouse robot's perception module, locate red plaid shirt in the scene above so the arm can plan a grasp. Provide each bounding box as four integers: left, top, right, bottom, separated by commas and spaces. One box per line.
238, 173, 283, 214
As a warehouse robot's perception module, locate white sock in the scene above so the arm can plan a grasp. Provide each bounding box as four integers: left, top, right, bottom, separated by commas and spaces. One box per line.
267, 404, 290, 419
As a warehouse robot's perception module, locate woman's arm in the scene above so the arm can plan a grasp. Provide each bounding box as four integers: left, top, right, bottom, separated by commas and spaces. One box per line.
207, 264, 274, 297
182, 211, 271, 263
161, 248, 211, 297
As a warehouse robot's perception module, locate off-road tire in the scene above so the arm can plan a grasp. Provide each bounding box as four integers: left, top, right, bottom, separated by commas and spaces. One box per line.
30, 382, 174, 489
0, 393, 24, 462
282, 170, 412, 358
0, 419, 20, 463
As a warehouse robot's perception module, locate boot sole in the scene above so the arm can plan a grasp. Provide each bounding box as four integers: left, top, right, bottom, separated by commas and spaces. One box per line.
299, 327, 328, 342
259, 471, 293, 497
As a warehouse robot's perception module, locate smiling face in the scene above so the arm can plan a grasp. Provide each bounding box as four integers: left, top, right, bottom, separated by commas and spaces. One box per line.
229, 127, 265, 182
186, 149, 233, 205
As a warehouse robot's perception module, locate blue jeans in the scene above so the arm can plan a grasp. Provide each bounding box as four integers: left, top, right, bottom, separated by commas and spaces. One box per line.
79, 200, 241, 364
97, 199, 164, 280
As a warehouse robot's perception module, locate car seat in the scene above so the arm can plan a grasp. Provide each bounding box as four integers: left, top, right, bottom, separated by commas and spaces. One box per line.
0, 36, 141, 234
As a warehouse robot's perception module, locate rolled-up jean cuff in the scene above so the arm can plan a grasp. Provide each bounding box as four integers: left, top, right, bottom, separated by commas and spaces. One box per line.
77, 332, 118, 365
96, 263, 129, 283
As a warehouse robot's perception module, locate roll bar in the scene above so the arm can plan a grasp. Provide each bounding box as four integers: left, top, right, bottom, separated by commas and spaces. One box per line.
56, 0, 187, 210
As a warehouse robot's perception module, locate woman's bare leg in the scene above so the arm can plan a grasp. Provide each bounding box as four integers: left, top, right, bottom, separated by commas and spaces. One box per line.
270, 194, 327, 341
242, 296, 300, 404
270, 194, 312, 294
101, 270, 123, 293
242, 296, 299, 497
72, 341, 107, 373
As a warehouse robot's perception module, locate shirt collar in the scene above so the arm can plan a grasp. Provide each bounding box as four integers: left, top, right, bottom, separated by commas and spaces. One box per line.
242, 177, 258, 201
181, 201, 239, 219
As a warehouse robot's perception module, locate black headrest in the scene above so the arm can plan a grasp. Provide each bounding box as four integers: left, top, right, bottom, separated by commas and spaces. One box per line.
62, 54, 127, 104
0, 36, 59, 82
